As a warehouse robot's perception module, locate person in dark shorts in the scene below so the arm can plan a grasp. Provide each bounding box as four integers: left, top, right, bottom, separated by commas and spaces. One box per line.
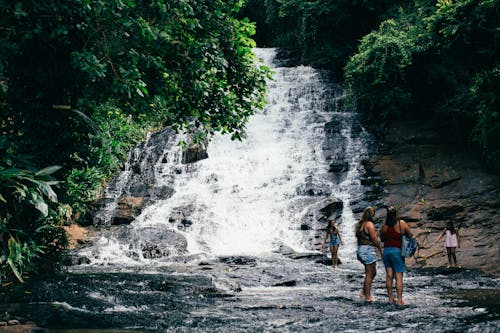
380, 206, 413, 305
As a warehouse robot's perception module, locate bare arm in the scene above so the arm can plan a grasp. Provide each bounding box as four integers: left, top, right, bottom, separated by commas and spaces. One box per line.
366, 222, 382, 252
338, 230, 344, 246
401, 220, 413, 238
435, 229, 446, 243
322, 230, 329, 249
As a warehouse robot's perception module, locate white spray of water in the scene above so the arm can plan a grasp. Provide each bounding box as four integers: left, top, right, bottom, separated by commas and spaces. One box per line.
79, 48, 370, 264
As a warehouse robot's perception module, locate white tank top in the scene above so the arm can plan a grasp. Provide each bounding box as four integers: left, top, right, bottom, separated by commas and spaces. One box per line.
444, 230, 458, 247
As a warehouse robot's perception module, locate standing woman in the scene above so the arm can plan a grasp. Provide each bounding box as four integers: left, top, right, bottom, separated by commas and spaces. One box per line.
355, 207, 382, 302
435, 222, 460, 268
380, 206, 413, 305
322, 219, 344, 268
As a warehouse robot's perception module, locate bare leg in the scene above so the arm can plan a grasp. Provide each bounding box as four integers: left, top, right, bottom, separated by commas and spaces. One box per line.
330, 246, 338, 268
450, 247, 457, 267
446, 248, 453, 267
385, 267, 395, 304
364, 263, 377, 301
395, 272, 404, 305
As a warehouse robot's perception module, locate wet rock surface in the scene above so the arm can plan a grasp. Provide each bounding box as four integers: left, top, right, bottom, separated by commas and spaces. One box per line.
0, 255, 498, 332
363, 119, 500, 274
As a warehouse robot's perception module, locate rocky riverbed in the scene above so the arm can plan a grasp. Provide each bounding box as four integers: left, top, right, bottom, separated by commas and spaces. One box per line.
1, 253, 499, 332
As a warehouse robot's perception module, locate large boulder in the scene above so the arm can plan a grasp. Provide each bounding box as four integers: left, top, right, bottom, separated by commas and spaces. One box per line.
182, 143, 208, 164
118, 225, 188, 259
298, 197, 344, 250
111, 197, 144, 225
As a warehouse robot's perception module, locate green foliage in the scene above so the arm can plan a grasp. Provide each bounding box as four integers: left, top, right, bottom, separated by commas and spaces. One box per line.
344, 0, 499, 170
466, 65, 500, 168
0, 0, 269, 282
0, 139, 67, 283
345, 18, 422, 118
242, 0, 402, 77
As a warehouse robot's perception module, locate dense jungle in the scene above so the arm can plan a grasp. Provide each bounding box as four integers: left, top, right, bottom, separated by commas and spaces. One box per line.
0, 1, 498, 332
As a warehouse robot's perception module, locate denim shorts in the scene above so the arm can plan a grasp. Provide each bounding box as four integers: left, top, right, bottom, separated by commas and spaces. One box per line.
329, 235, 340, 247
357, 245, 378, 265
382, 246, 406, 273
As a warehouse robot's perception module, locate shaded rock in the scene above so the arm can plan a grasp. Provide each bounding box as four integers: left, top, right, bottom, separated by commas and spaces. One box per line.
427, 203, 464, 221
167, 204, 199, 232
129, 183, 149, 197
111, 197, 144, 225
118, 225, 188, 258
273, 244, 295, 255
319, 199, 343, 218
316, 257, 342, 266
272, 280, 297, 287
296, 180, 332, 196
63, 224, 93, 250
182, 143, 208, 164
328, 162, 348, 173
219, 256, 257, 266
298, 197, 344, 251
429, 174, 462, 189
64, 254, 92, 266
152, 185, 174, 199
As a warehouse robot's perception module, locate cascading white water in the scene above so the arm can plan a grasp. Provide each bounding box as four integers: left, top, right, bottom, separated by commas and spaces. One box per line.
330, 117, 371, 262
80, 48, 371, 265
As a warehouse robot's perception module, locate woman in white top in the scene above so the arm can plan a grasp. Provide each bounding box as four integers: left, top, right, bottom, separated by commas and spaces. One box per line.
435, 222, 460, 268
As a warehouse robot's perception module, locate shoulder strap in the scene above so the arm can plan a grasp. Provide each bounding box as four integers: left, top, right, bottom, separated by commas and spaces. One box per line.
398, 220, 403, 239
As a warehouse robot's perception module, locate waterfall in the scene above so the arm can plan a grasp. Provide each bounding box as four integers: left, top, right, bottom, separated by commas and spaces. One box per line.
79, 48, 371, 266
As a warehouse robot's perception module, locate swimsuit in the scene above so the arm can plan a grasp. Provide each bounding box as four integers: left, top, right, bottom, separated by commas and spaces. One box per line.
329, 234, 340, 247
356, 222, 378, 264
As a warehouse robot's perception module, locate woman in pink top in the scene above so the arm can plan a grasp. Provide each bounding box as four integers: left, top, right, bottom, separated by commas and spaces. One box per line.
435, 222, 460, 268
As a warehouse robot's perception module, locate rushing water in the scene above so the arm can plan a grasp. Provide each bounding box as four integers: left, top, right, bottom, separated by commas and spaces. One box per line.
80, 47, 367, 263
1, 48, 498, 333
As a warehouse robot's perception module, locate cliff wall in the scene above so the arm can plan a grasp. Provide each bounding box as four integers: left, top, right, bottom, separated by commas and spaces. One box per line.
364, 119, 500, 275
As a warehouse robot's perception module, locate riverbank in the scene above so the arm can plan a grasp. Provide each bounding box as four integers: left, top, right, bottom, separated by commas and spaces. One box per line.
363, 118, 500, 275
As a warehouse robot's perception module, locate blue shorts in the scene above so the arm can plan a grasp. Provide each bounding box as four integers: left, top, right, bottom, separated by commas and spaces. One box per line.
329, 235, 340, 247
382, 247, 406, 273
357, 245, 378, 265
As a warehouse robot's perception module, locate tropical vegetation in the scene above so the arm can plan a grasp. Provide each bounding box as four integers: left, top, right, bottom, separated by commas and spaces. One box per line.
1, 0, 498, 284
242, 0, 499, 170
0, 0, 268, 283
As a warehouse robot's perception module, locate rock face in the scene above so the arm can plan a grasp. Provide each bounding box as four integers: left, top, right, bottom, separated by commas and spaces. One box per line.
111, 196, 144, 225
363, 119, 500, 275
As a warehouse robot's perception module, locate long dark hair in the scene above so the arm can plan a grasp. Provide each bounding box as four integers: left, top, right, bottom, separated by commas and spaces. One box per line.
446, 222, 456, 234
385, 206, 398, 227
327, 219, 337, 233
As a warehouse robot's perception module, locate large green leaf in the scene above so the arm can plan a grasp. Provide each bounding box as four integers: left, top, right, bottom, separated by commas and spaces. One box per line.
29, 192, 49, 216
35, 165, 62, 177
37, 182, 58, 203
7, 258, 24, 283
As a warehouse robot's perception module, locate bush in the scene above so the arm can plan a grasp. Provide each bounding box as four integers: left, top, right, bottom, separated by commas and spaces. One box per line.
0, 138, 67, 283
